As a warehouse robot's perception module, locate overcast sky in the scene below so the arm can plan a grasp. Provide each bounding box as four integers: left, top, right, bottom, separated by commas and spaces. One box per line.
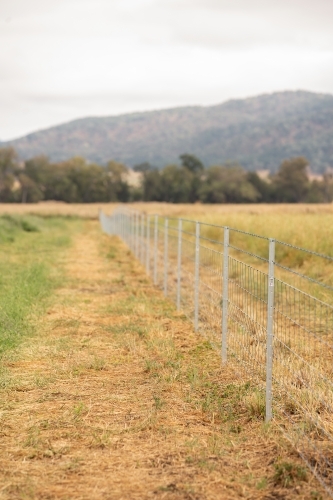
1, 0, 333, 140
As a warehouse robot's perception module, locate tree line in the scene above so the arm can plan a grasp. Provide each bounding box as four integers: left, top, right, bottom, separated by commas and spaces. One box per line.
0, 147, 332, 204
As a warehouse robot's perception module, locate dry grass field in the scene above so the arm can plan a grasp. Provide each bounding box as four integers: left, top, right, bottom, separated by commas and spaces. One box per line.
1, 203, 333, 497
0, 218, 327, 499
129, 203, 333, 257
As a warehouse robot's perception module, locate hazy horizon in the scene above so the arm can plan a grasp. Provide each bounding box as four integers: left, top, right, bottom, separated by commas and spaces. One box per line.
1, 0, 333, 141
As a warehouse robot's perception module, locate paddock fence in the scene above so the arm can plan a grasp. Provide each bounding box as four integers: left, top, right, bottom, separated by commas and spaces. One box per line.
100, 206, 333, 496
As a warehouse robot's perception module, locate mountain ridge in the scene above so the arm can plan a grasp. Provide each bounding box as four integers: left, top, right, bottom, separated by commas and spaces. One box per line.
3, 90, 333, 172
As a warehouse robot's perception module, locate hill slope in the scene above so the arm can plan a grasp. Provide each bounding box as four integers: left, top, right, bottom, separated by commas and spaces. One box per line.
4, 90, 333, 172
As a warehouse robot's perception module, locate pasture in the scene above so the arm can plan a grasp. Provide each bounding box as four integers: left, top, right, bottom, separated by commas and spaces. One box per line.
0, 203, 331, 499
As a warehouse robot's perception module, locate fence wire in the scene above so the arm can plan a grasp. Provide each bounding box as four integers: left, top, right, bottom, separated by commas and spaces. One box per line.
100, 207, 333, 496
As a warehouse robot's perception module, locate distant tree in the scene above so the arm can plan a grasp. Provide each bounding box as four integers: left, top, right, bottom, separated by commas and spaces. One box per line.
142, 169, 163, 201
106, 160, 129, 202
179, 154, 205, 202
42, 157, 108, 203
199, 164, 260, 203
305, 180, 326, 203
44, 164, 78, 202
246, 172, 274, 202
272, 157, 309, 202
24, 155, 51, 188
180, 154, 204, 174
133, 162, 152, 173
18, 173, 43, 203
69, 157, 110, 202
160, 164, 193, 203
0, 147, 19, 201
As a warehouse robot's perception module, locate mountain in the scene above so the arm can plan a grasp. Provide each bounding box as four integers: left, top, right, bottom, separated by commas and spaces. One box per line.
3, 90, 333, 172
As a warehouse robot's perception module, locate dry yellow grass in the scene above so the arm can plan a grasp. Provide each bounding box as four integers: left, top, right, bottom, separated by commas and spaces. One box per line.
129, 202, 333, 256
131, 201, 333, 216
0, 220, 327, 499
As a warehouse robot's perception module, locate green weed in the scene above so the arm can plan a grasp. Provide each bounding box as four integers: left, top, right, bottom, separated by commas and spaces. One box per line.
88, 356, 107, 371
273, 461, 307, 487
153, 395, 164, 410
73, 402, 87, 420
21, 219, 39, 232
256, 477, 267, 490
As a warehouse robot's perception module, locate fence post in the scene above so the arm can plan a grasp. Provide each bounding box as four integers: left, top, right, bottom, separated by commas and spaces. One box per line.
266, 238, 275, 422
135, 212, 139, 259
142, 214, 146, 266
194, 221, 200, 331
146, 214, 150, 275
177, 219, 182, 310
164, 218, 168, 296
222, 227, 229, 363
154, 215, 158, 285
137, 212, 141, 260
139, 213, 142, 264
132, 211, 135, 252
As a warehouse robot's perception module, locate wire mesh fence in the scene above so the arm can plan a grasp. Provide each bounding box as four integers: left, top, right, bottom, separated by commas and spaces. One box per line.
99, 206, 333, 496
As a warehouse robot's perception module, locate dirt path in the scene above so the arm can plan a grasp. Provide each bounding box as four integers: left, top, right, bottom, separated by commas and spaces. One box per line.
0, 222, 325, 499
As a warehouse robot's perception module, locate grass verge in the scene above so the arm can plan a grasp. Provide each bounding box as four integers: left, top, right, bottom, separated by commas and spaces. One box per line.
0, 215, 79, 358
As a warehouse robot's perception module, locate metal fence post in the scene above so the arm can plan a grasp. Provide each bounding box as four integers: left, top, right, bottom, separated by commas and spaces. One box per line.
164, 218, 168, 296
222, 227, 229, 363
139, 213, 142, 263
131, 211, 135, 253
135, 212, 139, 258
141, 213, 145, 265
177, 219, 182, 310
154, 215, 158, 285
266, 238, 275, 422
194, 221, 200, 331
146, 214, 150, 275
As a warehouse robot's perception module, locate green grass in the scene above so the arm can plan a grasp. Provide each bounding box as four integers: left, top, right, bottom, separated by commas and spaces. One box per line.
0, 215, 80, 357
273, 461, 308, 488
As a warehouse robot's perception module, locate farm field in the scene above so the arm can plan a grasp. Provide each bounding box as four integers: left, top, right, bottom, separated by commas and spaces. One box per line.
2, 201, 333, 255
129, 203, 333, 259
0, 213, 327, 499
